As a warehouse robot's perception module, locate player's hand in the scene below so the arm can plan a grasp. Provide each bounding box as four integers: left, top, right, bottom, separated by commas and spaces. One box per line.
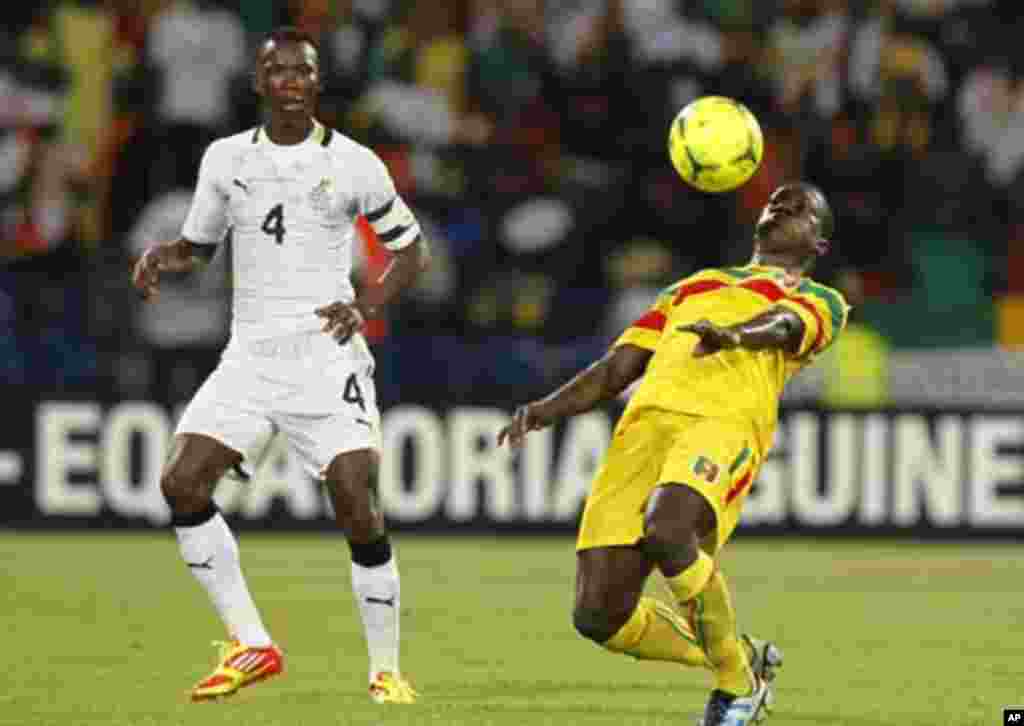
131, 247, 165, 301
315, 301, 366, 343
497, 403, 548, 449
677, 319, 741, 357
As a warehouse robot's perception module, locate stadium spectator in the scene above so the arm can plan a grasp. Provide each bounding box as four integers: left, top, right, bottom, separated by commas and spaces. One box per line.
10, 0, 1022, 387
356, 0, 489, 147
148, 0, 246, 189
764, 0, 848, 120
820, 268, 890, 407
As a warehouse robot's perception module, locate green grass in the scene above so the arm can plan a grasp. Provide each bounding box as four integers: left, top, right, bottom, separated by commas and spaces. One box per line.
1, 533, 1021, 726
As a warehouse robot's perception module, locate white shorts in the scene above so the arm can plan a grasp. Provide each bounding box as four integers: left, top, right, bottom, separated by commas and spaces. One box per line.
175, 331, 381, 479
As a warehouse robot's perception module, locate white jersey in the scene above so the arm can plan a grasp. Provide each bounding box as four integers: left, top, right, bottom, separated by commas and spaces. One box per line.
182, 121, 420, 343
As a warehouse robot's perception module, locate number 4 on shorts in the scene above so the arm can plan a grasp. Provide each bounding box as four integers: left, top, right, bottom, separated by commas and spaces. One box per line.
343, 373, 366, 412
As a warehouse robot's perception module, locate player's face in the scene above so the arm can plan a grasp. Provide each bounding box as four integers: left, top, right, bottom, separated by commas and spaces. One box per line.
755, 185, 828, 257
255, 40, 320, 118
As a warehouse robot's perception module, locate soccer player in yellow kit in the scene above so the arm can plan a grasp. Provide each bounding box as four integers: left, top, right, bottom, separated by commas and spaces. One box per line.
499, 183, 849, 726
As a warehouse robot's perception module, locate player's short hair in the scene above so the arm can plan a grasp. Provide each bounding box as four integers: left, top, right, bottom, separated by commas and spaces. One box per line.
258, 26, 320, 59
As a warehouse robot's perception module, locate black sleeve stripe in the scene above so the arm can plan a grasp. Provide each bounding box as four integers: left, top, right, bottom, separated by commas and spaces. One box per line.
321, 127, 334, 147
186, 241, 218, 260
365, 198, 395, 223
378, 225, 410, 243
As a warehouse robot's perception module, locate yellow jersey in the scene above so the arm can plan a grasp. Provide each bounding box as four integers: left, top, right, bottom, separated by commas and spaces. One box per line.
615, 264, 849, 452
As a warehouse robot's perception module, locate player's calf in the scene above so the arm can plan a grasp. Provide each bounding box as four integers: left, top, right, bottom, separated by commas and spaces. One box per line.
324, 449, 384, 540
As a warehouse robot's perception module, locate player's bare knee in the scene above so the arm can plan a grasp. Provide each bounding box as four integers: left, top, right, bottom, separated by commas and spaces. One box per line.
572, 607, 628, 644
325, 450, 383, 537
325, 448, 378, 485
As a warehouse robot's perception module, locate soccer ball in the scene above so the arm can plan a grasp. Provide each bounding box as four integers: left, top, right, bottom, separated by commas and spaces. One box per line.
668, 96, 763, 193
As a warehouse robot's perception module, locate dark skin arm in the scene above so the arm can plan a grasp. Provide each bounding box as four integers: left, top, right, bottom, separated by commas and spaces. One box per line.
497, 308, 804, 447
678, 306, 806, 357
131, 238, 216, 300
497, 344, 652, 448
316, 235, 431, 342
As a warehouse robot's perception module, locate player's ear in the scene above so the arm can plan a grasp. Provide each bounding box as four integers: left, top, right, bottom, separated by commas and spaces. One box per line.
314, 59, 324, 93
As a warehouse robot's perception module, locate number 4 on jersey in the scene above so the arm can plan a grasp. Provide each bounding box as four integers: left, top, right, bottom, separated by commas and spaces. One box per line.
343, 373, 366, 412
261, 203, 286, 244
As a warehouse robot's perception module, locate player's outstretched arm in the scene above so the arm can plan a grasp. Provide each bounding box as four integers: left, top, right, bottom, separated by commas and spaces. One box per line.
131, 238, 216, 301
677, 307, 805, 358
497, 344, 652, 448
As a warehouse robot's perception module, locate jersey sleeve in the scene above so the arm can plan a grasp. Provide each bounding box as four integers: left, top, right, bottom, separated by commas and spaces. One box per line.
778, 281, 850, 358
181, 140, 231, 246
613, 283, 679, 351
358, 149, 421, 251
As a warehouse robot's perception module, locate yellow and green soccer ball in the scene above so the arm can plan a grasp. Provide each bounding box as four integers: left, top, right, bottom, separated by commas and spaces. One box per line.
668, 96, 763, 193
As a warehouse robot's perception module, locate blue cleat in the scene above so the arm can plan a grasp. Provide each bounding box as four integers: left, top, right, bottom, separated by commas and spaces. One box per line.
697, 635, 781, 725
698, 677, 770, 726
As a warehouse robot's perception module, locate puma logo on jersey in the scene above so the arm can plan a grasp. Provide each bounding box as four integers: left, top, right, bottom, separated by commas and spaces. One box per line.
232, 178, 249, 193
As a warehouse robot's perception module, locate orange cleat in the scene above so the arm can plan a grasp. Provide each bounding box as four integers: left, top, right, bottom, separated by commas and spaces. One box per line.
368, 671, 418, 704
190, 640, 284, 702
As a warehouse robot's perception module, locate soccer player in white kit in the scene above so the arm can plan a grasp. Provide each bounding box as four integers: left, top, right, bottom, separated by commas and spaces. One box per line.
131, 27, 428, 704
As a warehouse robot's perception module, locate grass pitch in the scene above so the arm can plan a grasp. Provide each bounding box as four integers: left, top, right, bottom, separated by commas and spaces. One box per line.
0, 533, 1020, 726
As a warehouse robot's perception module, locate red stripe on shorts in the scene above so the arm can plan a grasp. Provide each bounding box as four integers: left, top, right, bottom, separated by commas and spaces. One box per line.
725, 470, 753, 505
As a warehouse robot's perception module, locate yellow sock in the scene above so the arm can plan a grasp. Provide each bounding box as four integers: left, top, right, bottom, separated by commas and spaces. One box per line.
664, 550, 714, 603
690, 570, 753, 696
604, 596, 709, 668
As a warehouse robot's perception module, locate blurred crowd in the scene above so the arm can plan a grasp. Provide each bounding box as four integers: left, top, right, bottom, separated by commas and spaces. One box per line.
3, 0, 1023, 406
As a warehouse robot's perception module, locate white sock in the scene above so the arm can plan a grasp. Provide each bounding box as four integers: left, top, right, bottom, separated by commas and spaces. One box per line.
175, 512, 273, 648
351, 556, 400, 681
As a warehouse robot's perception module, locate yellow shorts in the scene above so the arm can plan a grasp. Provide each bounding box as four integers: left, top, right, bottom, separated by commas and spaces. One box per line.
576, 409, 761, 555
